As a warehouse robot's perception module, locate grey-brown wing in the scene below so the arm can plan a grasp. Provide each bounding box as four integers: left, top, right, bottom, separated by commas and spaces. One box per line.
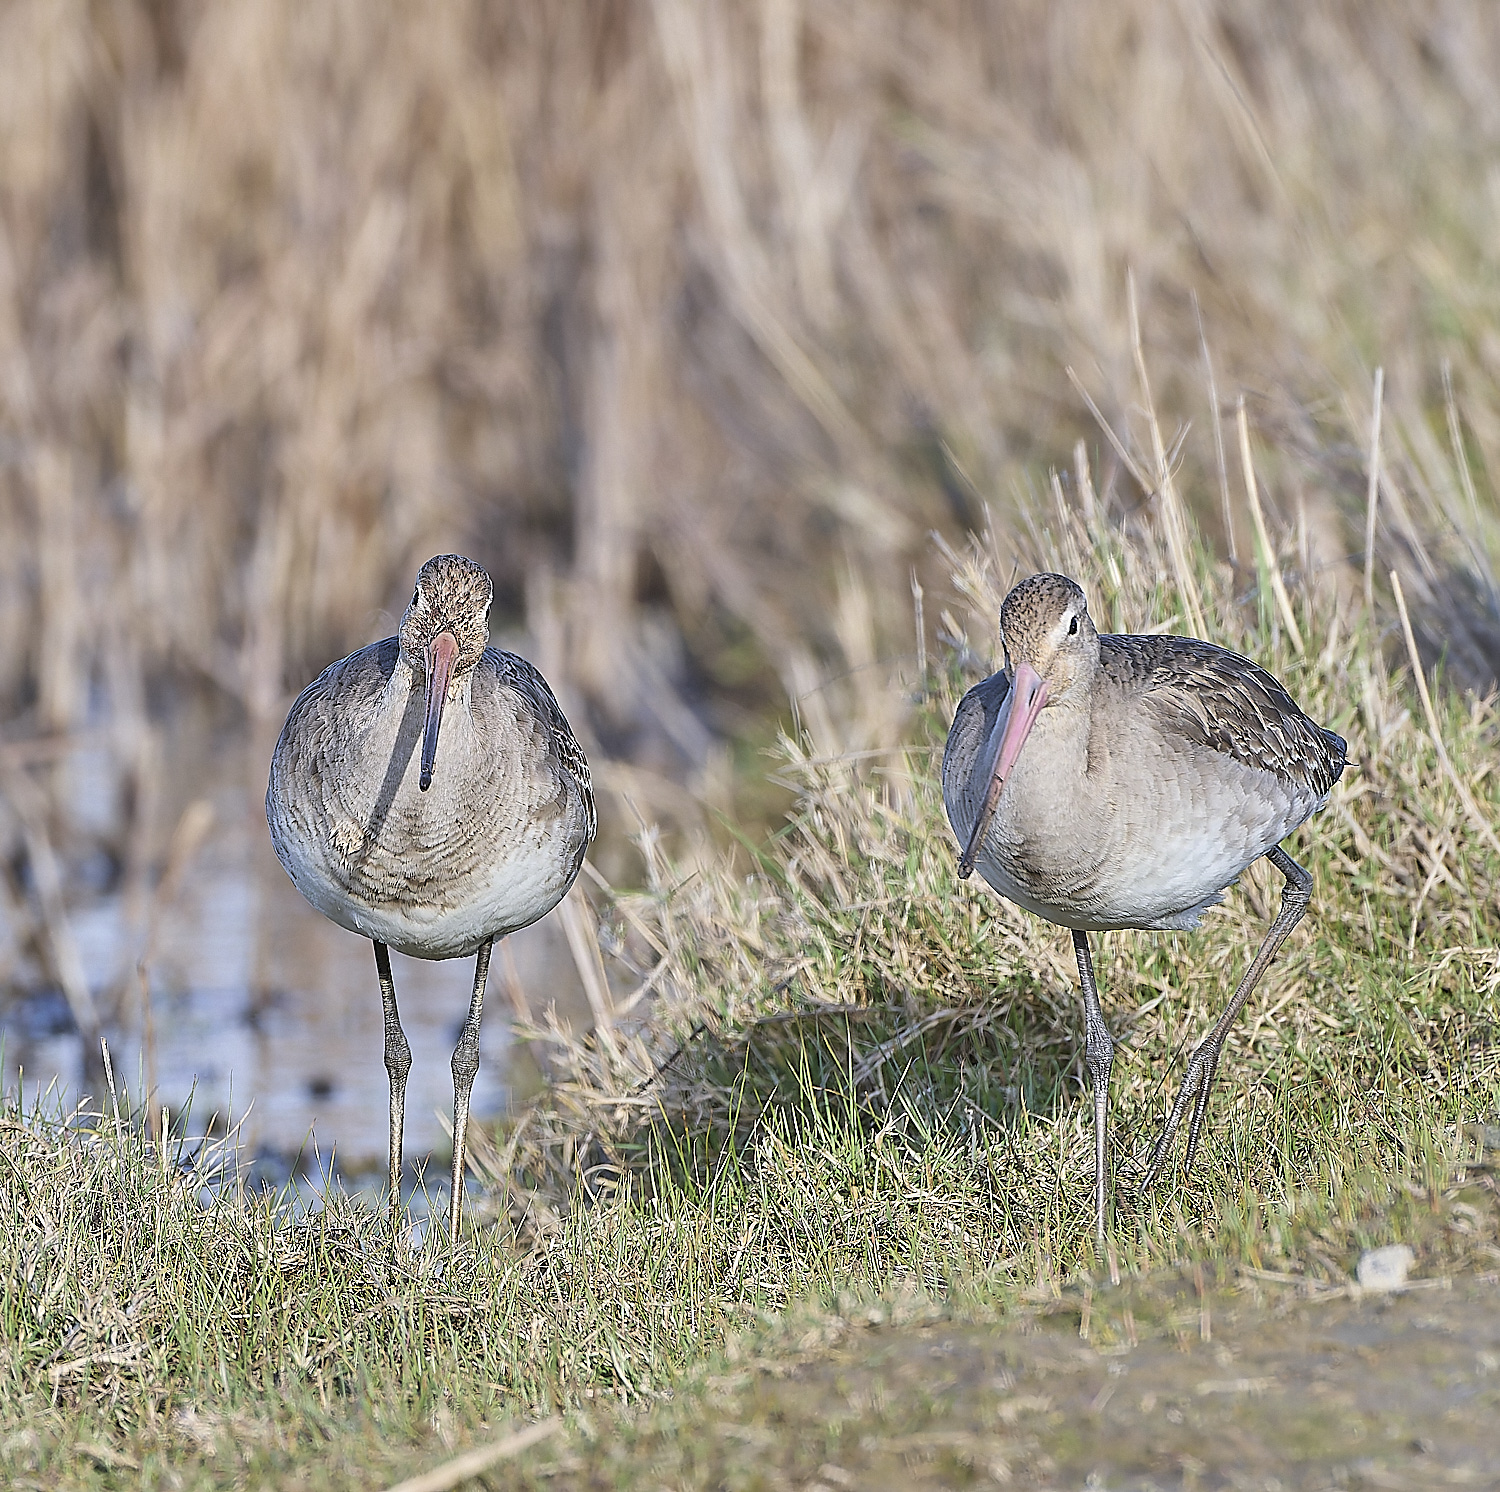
1101, 634, 1346, 798
269, 640, 401, 780
490, 649, 598, 843
942, 670, 1012, 830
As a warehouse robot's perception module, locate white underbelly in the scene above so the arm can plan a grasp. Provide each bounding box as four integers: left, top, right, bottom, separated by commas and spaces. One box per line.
288, 837, 580, 960
952, 760, 1323, 932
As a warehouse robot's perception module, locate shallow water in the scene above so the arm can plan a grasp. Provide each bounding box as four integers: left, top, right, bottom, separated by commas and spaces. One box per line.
0, 716, 587, 1180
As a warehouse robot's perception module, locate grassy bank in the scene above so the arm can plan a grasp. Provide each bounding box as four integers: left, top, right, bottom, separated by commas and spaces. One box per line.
4, 490, 1499, 1488
2, 1099, 1497, 1490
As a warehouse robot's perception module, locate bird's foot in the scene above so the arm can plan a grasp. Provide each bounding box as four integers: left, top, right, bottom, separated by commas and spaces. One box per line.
1140, 1043, 1222, 1189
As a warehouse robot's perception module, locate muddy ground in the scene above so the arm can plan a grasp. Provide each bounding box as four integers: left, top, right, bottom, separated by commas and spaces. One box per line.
529, 1258, 1500, 1490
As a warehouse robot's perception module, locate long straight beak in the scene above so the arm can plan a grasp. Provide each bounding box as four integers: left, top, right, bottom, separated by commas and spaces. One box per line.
420, 631, 460, 792
958, 661, 1048, 878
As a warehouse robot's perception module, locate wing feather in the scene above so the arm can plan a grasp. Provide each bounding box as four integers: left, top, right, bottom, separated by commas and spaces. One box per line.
1100, 634, 1346, 797
489, 649, 598, 844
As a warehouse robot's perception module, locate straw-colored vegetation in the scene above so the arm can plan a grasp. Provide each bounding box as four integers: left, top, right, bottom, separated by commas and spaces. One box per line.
4, 1, 1500, 1487
1, 2, 1498, 845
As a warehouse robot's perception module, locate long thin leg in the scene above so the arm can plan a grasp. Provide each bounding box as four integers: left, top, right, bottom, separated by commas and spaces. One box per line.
448, 939, 493, 1246
1074, 930, 1115, 1246
374, 941, 412, 1230
1142, 846, 1313, 1187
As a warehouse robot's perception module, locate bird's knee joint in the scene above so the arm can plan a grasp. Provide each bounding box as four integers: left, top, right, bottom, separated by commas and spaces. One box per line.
384, 1037, 412, 1082
451, 1044, 480, 1084
1283, 871, 1313, 905
1085, 1026, 1114, 1069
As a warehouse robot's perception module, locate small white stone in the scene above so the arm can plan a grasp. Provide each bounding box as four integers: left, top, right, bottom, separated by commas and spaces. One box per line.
1356, 1243, 1415, 1293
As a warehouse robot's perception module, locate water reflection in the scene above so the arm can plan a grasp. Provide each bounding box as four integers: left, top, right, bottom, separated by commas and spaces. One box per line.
0, 719, 586, 1178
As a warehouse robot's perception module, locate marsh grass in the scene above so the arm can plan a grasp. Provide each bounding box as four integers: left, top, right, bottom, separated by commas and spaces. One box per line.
1, 1031, 1496, 1488
5, 480, 1497, 1488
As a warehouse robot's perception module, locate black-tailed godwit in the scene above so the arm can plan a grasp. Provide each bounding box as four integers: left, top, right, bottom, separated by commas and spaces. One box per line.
267, 553, 595, 1242
943, 572, 1345, 1241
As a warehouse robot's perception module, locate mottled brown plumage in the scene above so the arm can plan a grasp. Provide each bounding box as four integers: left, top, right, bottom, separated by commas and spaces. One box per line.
943, 572, 1346, 1240
267, 553, 594, 1243
1103, 634, 1344, 800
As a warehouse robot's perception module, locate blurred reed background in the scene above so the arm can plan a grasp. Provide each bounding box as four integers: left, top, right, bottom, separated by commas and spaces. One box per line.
0, 1, 1498, 1111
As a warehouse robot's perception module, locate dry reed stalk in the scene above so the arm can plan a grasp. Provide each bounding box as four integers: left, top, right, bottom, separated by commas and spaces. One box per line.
1389, 569, 1500, 861
1236, 400, 1304, 656
1363, 368, 1386, 613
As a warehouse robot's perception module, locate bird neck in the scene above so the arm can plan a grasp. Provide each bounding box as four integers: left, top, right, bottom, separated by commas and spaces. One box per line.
1002, 695, 1098, 821
394, 653, 474, 706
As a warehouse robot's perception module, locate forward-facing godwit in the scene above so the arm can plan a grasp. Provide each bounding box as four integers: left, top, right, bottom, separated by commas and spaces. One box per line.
266, 554, 595, 1242
942, 572, 1346, 1241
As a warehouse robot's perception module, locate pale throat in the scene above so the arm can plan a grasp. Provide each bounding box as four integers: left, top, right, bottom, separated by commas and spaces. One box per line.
992, 693, 1097, 837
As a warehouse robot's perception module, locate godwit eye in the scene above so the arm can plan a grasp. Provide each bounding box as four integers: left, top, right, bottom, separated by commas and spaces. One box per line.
1068, 615, 1079, 635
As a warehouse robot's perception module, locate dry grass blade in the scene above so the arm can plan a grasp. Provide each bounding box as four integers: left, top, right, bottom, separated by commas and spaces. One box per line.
1389, 569, 1500, 860
1236, 400, 1304, 655
380, 1418, 561, 1492
1066, 367, 1155, 495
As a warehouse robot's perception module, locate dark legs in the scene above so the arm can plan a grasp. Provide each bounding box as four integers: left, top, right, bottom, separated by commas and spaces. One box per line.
1065, 846, 1312, 1231
448, 939, 493, 1247
1073, 930, 1115, 1246
376, 938, 493, 1247
375, 941, 412, 1230
1142, 847, 1313, 1186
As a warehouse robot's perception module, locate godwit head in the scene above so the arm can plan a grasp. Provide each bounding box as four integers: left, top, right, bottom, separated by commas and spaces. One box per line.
397, 553, 495, 792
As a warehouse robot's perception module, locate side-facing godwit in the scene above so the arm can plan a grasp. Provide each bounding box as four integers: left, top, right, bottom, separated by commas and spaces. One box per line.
942, 572, 1345, 1241
266, 554, 595, 1242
